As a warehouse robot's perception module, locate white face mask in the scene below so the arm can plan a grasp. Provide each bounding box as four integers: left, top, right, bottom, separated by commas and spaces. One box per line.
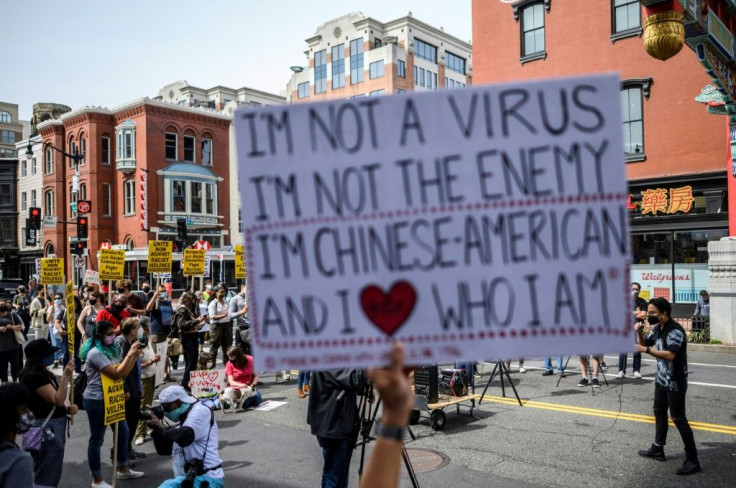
206, 362, 214, 369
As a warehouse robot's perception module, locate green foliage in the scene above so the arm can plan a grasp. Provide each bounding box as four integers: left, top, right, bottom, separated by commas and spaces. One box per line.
708, 339, 722, 345
688, 329, 709, 343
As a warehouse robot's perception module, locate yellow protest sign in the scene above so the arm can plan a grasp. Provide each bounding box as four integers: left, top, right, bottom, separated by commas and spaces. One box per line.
234, 244, 246, 279
183, 249, 206, 276
148, 241, 173, 274
99, 249, 126, 282
40, 258, 64, 285
101, 370, 126, 426
66, 281, 75, 358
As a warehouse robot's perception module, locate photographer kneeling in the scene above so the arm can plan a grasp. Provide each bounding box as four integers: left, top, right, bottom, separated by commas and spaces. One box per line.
145, 385, 224, 488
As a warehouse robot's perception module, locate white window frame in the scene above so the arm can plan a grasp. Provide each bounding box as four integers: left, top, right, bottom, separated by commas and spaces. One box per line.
44, 190, 54, 217
45, 148, 54, 174
201, 138, 213, 166
101, 136, 111, 165
21, 192, 27, 211
102, 183, 112, 217
124, 180, 136, 215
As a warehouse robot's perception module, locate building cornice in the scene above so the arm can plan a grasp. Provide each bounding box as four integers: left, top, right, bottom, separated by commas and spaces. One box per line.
384, 16, 472, 50
112, 98, 233, 121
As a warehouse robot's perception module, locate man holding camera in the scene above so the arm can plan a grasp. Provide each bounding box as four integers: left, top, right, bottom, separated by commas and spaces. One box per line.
146, 385, 224, 488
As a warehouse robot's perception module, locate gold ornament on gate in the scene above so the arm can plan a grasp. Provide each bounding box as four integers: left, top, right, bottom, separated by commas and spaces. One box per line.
643, 10, 685, 61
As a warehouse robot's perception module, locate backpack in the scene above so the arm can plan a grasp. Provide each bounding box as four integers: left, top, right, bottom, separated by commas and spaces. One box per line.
73, 371, 88, 410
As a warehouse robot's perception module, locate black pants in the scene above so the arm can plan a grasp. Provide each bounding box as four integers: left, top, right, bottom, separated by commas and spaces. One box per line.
0, 348, 20, 382
181, 333, 200, 391
653, 384, 698, 459
125, 394, 141, 452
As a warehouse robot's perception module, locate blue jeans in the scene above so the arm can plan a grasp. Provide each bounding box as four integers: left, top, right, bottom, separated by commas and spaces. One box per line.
618, 353, 641, 373
317, 436, 354, 488
544, 356, 564, 373
243, 390, 263, 409
49, 331, 64, 361
84, 398, 129, 478
158, 476, 224, 488
297, 370, 310, 389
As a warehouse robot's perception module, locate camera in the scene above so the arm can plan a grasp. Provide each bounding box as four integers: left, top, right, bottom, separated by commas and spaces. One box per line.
139, 405, 164, 421
138, 337, 149, 348
181, 459, 209, 488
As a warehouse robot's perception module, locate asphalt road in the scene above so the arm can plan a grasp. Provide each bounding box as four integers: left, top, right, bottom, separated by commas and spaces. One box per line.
57, 350, 736, 488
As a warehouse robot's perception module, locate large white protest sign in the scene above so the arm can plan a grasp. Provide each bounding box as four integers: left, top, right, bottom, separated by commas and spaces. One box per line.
235, 74, 632, 370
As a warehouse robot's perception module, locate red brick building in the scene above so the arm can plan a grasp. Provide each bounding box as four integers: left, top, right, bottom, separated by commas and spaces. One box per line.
472, 0, 729, 307
38, 99, 232, 288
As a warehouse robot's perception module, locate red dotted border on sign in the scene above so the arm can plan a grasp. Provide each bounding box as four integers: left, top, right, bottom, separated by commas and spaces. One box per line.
244, 193, 630, 348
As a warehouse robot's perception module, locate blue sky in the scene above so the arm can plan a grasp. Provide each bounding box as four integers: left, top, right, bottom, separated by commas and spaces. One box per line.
1, 0, 472, 121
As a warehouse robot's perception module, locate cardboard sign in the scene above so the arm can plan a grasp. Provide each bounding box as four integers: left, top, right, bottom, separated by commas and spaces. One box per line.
183, 249, 206, 277
101, 370, 125, 426
148, 241, 173, 274
40, 258, 64, 285
99, 249, 125, 282
84, 269, 100, 285
66, 282, 75, 358
189, 369, 227, 397
154, 342, 168, 387
234, 245, 246, 279
234, 74, 632, 370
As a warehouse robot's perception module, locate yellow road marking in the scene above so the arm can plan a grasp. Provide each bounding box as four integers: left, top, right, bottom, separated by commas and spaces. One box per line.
481, 395, 736, 436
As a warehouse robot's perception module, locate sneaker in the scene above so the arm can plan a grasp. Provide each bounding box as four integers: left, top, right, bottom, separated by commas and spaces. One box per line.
577, 377, 589, 387
676, 458, 702, 475
638, 444, 666, 462
92, 481, 113, 488
116, 469, 145, 480
519, 366, 526, 373
127, 449, 146, 460
633, 371, 642, 379
557, 371, 566, 377
600, 361, 608, 371
542, 370, 554, 376
616, 371, 625, 379
592, 378, 601, 388
134, 437, 144, 446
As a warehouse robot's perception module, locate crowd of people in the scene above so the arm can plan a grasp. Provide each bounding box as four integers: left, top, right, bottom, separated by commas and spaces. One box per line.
0, 277, 704, 487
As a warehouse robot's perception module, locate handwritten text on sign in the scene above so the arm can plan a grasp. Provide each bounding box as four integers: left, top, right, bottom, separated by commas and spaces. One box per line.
189, 369, 227, 397
235, 74, 632, 370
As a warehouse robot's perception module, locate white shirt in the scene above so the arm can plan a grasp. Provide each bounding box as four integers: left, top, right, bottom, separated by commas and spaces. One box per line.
198, 302, 210, 332
207, 299, 229, 324
172, 402, 224, 479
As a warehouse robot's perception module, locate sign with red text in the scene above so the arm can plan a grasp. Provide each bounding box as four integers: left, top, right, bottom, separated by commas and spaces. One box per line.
189, 369, 227, 397
235, 74, 632, 370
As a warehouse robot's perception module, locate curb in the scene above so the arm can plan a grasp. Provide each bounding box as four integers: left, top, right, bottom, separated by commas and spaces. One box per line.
688, 343, 736, 354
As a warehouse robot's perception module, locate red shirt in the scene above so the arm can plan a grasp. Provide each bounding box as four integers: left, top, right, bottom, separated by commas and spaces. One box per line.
95, 306, 130, 330
225, 356, 255, 385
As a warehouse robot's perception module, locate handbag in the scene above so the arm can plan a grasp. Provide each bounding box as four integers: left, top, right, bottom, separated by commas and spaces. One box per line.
168, 337, 183, 356
11, 314, 27, 345
21, 407, 55, 452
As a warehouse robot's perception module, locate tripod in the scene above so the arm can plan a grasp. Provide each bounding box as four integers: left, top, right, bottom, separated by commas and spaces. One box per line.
479, 362, 523, 406
556, 355, 609, 395
355, 383, 420, 488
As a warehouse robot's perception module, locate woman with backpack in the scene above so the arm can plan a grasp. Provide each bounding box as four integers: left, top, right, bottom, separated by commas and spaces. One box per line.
19, 339, 77, 487
80, 320, 145, 487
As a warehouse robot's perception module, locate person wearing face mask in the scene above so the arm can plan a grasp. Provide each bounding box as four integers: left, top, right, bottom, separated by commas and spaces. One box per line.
19, 339, 77, 487
207, 285, 231, 367
80, 320, 145, 487
46, 294, 65, 368
202, 281, 213, 303
96, 293, 130, 331
113, 280, 146, 317
0, 299, 24, 383
174, 292, 207, 392
56, 294, 84, 374
134, 281, 152, 307
13, 286, 31, 333
146, 385, 224, 488
195, 291, 210, 354
693, 290, 710, 316
134, 319, 160, 447
78, 291, 105, 342
618, 282, 648, 380
228, 283, 251, 355
0, 382, 34, 488
147, 285, 175, 382
114, 318, 148, 461
635, 297, 700, 476
29, 287, 48, 337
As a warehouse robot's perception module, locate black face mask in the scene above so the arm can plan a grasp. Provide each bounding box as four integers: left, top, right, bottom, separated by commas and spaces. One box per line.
112, 304, 124, 313
117, 288, 126, 294
142, 287, 150, 293
0, 305, 8, 313
89, 298, 98, 305
647, 315, 659, 325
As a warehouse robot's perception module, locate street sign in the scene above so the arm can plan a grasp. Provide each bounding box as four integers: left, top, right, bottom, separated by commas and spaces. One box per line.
25, 220, 37, 246
74, 256, 85, 268
186, 217, 193, 227
77, 200, 92, 214
42, 215, 57, 227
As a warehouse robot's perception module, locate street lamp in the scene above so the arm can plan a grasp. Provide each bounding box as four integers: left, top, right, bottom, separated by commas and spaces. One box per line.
25, 139, 83, 196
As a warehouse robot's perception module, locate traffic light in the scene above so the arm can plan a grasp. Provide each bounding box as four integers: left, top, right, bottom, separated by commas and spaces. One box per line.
71, 239, 86, 255
29, 207, 41, 230
177, 218, 187, 240
77, 216, 89, 239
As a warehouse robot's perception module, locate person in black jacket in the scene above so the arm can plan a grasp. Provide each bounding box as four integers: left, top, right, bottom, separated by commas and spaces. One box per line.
307, 369, 366, 488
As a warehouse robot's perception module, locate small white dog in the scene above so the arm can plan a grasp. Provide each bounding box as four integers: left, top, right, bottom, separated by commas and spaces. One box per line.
220, 386, 253, 413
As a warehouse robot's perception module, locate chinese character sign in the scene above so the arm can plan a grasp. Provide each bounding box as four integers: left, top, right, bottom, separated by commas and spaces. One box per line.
634, 186, 694, 215
235, 74, 632, 370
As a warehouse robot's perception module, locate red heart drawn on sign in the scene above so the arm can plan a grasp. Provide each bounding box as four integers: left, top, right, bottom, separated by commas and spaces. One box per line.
206, 371, 220, 384
360, 281, 417, 337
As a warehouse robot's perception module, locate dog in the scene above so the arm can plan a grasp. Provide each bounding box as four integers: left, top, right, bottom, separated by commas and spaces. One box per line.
220, 386, 254, 413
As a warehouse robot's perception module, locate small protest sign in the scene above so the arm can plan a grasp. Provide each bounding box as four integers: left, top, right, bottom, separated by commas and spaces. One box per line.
204, 256, 212, 277
40, 258, 64, 285
154, 342, 167, 387
84, 269, 100, 285
183, 249, 206, 277
99, 249, 125, 282
254, 400, 287, 411
66, 282, 75, 359
235, 74, 632, 370
234, 245, 246, 279
148, 241, 173, 274
189, 369, 227, 397
101, 371, 125, 426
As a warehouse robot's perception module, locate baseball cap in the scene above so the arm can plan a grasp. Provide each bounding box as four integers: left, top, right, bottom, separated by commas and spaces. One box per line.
24, 339, 59, 360
158, 385, 196, 404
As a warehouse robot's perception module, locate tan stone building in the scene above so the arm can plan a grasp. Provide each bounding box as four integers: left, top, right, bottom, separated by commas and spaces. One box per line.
0, 102, 23, 158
